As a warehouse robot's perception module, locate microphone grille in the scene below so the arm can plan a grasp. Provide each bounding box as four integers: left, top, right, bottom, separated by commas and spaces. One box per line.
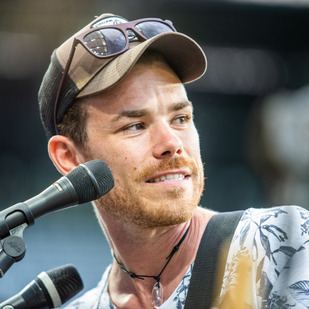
66, 159, 114, 204
46, 264, 84, 304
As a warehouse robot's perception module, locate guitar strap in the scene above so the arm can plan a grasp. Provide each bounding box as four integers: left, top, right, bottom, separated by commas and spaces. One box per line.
184, 210, 244, 309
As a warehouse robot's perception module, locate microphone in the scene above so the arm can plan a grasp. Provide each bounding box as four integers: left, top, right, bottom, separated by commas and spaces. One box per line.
0, 264, 83, 308
0, 159, 114, 235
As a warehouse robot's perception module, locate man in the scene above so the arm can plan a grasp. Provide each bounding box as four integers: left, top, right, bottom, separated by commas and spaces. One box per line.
38, 13, 309, 309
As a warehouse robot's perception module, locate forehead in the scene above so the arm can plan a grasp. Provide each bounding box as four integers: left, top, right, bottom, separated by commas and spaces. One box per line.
85, 61, 189, 115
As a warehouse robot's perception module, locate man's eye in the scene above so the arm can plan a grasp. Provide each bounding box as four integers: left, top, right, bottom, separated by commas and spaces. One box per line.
173, 115, 191, 125
124, 122, 145, 131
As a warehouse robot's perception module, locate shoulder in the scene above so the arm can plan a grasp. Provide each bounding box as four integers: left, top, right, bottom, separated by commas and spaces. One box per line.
234, 205, 309, 255
241, 204, 308, 222
238, 205, 309, 237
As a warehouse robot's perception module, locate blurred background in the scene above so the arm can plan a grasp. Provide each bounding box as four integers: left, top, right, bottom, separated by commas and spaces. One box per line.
1, 0, 309, 305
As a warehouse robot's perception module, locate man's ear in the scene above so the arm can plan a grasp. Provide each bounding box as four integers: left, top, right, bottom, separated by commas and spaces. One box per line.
48, 135, 86, 175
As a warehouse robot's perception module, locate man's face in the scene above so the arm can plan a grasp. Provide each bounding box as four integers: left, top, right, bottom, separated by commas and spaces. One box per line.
83, 60, 204, 228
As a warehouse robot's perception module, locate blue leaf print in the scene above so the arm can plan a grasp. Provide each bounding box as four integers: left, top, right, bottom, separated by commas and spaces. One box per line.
272, 246, 297, 258
301, 220, 309, 236
289, 281, 309, 308
259, 208, 288, 222
266, 291, 296, 309
260, 214, 273, 224
260, 231, 272, 259
299, 208, 309, 221
239, 223, 250, 248
262, 225, 288, 242
176, 300, 183, 309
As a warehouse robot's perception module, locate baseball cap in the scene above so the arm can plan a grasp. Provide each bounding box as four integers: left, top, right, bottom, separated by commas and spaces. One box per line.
38, 13, 207, 139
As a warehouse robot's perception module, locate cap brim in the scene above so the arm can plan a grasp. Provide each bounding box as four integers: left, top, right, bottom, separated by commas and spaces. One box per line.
76, 31, 207, 98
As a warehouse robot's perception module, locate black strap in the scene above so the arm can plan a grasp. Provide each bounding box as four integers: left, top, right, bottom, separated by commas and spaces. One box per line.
184, 210, 244, 309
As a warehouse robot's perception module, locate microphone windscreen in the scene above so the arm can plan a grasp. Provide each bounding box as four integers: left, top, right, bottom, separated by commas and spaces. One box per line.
46, 264, 84, 304
66, 160, 114, 204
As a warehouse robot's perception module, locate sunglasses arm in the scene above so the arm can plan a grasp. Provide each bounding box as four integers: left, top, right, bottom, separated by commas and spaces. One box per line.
53, 39, 79, 134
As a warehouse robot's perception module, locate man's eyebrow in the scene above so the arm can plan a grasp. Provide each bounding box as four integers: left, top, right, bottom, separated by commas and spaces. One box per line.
112, 109, 149, 123
111, 101, 193, 123
168, 101, 193, 112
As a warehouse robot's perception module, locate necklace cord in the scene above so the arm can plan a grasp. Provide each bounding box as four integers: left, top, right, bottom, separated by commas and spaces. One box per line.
113, 222, 191, 283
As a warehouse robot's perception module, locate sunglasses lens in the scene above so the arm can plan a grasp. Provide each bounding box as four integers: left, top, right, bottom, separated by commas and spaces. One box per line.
135, 21, 174, 39
84, 28, 127, 56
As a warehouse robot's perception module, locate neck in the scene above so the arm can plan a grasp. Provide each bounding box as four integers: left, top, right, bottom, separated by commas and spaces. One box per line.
94, 206, 215, 309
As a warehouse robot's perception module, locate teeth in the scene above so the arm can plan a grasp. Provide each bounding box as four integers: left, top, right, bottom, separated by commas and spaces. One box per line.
148, 174, 185, 183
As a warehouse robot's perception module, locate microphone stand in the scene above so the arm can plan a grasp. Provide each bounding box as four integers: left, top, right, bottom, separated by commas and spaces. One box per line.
0, 202, 35, 277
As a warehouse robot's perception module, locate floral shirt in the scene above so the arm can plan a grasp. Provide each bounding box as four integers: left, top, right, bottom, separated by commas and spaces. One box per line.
219, 206, 309, 309
64, 206, 309, 309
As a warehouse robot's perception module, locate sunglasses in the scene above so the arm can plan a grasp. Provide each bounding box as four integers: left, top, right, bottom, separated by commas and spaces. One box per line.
53, 18, 177, 134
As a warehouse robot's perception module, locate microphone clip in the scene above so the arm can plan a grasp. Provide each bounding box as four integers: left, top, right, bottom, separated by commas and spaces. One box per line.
0, 223, 28, 278
0, 202, 35, 278
0, 202, 35, 239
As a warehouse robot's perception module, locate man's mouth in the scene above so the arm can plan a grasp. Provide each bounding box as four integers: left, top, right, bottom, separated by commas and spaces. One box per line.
146, 173, 187, 183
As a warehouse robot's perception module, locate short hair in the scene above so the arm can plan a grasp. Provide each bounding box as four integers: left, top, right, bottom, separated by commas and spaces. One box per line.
57, 50, 168, 147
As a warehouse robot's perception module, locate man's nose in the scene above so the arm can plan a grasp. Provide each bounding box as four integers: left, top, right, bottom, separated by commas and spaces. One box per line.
151, 122, 183, 159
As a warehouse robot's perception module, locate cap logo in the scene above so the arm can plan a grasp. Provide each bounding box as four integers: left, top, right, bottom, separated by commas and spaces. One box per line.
91, 16, 138, 42
92, 16, 129, 28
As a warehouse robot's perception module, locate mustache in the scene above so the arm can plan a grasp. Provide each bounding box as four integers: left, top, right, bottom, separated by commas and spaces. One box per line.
134, 157, 199, 182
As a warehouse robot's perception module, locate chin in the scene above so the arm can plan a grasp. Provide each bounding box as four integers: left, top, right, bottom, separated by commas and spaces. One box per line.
95, 180, 202, 229
130, 200, 198, 229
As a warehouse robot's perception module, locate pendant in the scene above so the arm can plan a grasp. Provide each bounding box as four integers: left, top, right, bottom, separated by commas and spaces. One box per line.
152, 281, 163, 308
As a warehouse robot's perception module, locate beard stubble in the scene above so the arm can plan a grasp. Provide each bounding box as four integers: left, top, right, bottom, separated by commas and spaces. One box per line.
95, 157, 204, 229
